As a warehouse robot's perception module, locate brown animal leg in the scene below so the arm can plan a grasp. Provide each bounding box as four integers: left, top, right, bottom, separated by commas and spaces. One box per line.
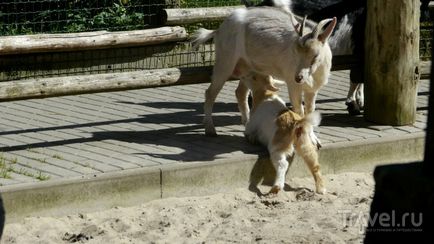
295, 130, 326, 194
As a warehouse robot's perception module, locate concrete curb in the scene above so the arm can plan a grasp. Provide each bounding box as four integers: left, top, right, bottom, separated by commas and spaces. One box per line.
1, 133, 425, 223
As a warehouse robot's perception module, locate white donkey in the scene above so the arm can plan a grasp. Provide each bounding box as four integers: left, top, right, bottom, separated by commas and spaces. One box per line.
192, 7, 336, 137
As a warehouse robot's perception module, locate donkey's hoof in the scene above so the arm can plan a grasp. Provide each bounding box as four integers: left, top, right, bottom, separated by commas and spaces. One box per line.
204, 124, 217, 137
345, 101, 361, 116
205, 130, 218, 137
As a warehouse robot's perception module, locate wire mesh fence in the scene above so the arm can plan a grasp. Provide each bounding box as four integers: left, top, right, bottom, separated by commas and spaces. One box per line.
0, 0, 254, 82
0, 0, 254, 36
0, 43, 215, 81
0, 0, 163, 35
420, 23, 433, 61
0, 0, 432, 82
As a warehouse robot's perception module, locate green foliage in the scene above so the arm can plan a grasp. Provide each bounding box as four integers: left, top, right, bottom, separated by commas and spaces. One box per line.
92, 3, 144, 30
0, 0, 146, 35
420, 21, 433, 60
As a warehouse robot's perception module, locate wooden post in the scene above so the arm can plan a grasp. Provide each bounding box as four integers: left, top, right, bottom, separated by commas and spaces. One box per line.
364, 0, 420, 125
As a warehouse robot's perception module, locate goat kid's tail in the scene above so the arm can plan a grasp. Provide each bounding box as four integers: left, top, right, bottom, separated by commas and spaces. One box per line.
191, 28, 215, 50
300, 111, 321, 128
295, 111, 321, 148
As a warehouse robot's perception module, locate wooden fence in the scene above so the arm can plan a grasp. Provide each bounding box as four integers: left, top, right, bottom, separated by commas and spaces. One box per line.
0, 4, 431, 104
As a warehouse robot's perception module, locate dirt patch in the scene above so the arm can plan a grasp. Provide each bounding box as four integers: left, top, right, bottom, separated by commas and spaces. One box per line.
3, 172, 374, 243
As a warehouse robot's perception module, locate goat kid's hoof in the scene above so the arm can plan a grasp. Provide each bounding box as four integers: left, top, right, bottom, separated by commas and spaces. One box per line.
267, 185, 281, 196
310, 137, 322, 150
316, 187, 327, 195
315, 141, 322, 150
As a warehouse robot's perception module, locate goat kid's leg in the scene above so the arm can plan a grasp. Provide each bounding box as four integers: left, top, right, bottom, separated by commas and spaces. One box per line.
269, 152, 290, 194
308, 128, 321, 150
295, 135, 326, 194
235, 80, 250, 125
304, 91, 317, 115
287, 83, 304, 116
303, 91, 321, 149
244, 128, 258, 145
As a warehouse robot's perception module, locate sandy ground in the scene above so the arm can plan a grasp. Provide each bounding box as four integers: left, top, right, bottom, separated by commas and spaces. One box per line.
2, 172, 374, 244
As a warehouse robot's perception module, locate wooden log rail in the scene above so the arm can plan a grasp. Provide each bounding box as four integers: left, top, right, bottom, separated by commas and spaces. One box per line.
163, 6, 243, 25
0, 26, 188, 55
0, 57, 430, 102
0, 66, 210, 101
163, 6, 321, 28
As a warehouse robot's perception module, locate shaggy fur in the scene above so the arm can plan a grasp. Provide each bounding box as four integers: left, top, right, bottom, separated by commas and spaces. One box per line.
192, 7, 336, 137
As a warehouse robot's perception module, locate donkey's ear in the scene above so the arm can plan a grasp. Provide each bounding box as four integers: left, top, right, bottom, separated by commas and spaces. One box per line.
315, 17, 337, 43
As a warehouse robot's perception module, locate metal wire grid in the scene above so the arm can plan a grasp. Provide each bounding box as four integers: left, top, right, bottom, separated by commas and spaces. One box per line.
420, 24, 433, 60
0, 43, 215, 81
0, 0, 242, 81
0, 0, 166, 35
173, 0, 248, 8
0, 0, 258, 36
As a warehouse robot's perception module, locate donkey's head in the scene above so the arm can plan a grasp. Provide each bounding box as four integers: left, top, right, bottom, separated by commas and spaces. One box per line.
292, 17, 337, 84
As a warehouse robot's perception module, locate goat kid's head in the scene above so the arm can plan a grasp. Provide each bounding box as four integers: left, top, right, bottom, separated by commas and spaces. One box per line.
293, 17, 337, 84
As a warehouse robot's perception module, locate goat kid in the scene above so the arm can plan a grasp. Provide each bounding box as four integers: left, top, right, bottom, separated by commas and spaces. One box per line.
244, 75, 325, 195
192, 7, 336, 137
244, 0, 365, 115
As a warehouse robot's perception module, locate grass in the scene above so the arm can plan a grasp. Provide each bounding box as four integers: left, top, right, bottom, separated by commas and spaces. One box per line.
0, 154, 12, 179
14, 168, 51, 181
53, 154, 64, 160
36, 171, 51, 181
34, 158, 48, 164
0, 153, 51, 181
